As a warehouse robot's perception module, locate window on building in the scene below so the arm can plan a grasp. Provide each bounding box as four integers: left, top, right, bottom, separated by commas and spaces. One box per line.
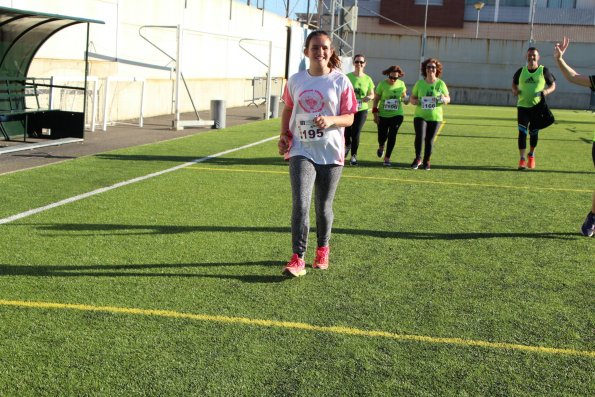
414, 0, 444, 5
499, 0, 531, 6
547, 0, 576, 8
465, 0, 496, 5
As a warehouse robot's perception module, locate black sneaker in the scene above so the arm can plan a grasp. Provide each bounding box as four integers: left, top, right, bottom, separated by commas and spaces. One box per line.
376, 147, 384, 158
411, 158, 421, 169
423, 161, 431, 171
350, 155, 358, 166
580, 212, 595, 237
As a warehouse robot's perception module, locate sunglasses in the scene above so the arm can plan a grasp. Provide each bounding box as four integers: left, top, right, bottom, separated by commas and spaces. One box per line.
426, 65, 437, 69
354, 60, 365, 64
388, 76, 398, 81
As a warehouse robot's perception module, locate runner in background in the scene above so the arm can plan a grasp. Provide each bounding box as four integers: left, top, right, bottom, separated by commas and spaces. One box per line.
372, 65, 408, 167
512, 47, 556, 170
409, 58, 450, 170
345, 54, 375, 166
278, 30, 357, 277
554, 37, 595, 237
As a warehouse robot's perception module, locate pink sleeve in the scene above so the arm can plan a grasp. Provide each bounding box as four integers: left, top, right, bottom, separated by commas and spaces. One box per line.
340, 85, 358, 115
282, 84, 294, 108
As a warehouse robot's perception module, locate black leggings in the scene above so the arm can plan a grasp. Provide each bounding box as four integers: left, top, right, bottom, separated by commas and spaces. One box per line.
517, 106, 539, 150
413, 117, 441, 162
377, 115, 403, 159
344, 109, 368, 156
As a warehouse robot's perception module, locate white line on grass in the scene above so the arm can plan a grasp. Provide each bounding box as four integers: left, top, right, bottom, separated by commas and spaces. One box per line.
0, 136, 278, 225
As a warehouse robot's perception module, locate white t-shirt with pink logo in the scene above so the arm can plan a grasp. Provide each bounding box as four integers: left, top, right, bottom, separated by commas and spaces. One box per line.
282, 69, 357, 165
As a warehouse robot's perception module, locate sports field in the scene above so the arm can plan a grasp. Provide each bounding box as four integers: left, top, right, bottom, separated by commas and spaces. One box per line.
0, 104, 593, 395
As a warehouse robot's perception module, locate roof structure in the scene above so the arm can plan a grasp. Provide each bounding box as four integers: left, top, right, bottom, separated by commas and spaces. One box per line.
0, 6, 104, 78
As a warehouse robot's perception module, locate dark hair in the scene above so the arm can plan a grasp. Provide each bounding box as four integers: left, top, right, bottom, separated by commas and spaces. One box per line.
421, 58, 443, 78
382, 65, 404, 77
304, 30, 341, 70
354, 54, 365, 61
527, 47, 538, 52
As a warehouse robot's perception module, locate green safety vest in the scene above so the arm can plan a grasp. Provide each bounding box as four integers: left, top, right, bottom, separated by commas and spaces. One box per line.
517, 66, 546, 108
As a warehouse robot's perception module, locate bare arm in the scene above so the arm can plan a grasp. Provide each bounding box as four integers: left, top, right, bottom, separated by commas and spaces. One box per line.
278, 106, 292, 155
543, 81, 556, 96
554, 37, 592, 88
313, 113, 354, 129
512, 83, 520, 97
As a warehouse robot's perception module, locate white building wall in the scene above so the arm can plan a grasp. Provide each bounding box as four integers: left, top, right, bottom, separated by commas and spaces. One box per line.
4, 0, 297, 120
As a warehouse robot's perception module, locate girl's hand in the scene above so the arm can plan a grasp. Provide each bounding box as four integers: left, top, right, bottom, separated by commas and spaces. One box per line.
373, 113, 379, 124
278, 131, 291, 155
313, 115, 332, 129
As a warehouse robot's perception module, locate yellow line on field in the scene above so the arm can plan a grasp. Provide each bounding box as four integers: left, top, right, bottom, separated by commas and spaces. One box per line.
186, 166, 591, 193
0, 299, 593, 358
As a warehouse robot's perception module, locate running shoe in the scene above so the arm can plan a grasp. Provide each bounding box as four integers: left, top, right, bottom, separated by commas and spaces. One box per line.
411, 158, 422, 169
376, 147, 384, 158
580, 212, 595, 237
350, 154, 358, 166
518, 158, 527, 170
383, 159, 392, 167
312, 246, 329, 269
282, 254, 306, 277
528, 155, 536, 169
423, 161, 431, 171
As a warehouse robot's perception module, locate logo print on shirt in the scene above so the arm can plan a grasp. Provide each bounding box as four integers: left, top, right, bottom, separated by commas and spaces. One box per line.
525, 77, 536, 84
298, 89, 324, 113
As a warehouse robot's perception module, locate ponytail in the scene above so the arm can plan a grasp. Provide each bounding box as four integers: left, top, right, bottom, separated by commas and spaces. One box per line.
328, 52, 342, 70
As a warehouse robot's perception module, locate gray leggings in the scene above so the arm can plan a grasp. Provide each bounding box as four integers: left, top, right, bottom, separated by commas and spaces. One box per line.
289, 156, 343, 255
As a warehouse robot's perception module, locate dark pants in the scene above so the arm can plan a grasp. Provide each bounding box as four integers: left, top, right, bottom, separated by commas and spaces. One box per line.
517, 106, 539, 150
344, 109, 368, 156
413, 117, 441, 162
377, 115, 403, 159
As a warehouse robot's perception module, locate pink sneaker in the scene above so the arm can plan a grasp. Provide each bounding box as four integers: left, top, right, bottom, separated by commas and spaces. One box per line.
283, 254, 306, 277
312, 246, 330, 270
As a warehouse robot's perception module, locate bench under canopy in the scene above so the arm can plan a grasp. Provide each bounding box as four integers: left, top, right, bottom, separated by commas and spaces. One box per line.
0, 6, 103, 141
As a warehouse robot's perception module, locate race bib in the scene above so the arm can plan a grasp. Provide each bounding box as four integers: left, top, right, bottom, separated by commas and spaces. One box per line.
384, 99, 399, 111
296, 114, 326, 142
421, 96, 436, 110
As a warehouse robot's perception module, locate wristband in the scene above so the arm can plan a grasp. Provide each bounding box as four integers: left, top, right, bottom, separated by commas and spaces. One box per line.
372, 107, 379, 114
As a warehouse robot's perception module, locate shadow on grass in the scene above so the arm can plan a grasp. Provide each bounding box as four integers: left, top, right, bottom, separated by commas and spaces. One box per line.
27, 223, 576, 240
0, 261, 287, 283
94, 154, 288, 167
345, 161, 593, 174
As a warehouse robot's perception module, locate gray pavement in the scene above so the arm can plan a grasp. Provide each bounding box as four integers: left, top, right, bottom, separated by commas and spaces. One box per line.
0, 105, 275, 175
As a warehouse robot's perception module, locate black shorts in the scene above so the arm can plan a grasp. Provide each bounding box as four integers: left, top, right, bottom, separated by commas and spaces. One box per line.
517, 106, 536, 128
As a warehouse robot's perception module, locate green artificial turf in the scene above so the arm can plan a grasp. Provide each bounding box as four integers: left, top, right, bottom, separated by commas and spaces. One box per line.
0, 105, 593, 396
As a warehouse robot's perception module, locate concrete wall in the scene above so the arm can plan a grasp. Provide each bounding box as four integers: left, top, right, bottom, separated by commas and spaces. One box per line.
355, 33, 595, 109
4, 0, 593, 120
5, 0, 298, 121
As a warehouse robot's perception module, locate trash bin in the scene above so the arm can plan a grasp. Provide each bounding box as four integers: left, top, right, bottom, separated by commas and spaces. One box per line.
269, 95, 280, 118
211, 99, 226, 129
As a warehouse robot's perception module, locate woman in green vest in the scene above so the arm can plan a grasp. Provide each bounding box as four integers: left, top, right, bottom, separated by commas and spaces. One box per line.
410, 58, 450, 170
372, 65, 408, 167
345, 54, 375, 166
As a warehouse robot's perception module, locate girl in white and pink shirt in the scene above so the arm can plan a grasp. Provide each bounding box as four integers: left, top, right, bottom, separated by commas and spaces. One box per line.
278, 30, 357, 277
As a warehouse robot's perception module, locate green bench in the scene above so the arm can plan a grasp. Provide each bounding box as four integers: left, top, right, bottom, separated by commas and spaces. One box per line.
0, 77, 84, 141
